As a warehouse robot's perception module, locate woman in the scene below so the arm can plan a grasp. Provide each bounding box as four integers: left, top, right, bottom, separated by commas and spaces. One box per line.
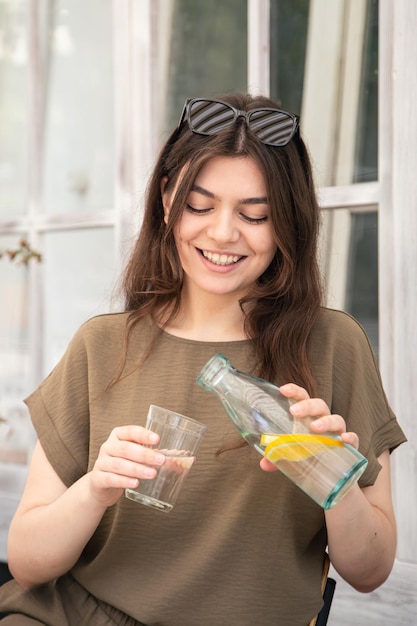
0, 94, 406, 625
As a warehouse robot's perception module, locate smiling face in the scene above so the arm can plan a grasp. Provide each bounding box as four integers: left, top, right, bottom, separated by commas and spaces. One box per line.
162, 156, 278, 302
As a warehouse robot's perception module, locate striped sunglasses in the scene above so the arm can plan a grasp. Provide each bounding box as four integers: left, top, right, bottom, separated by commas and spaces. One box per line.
178, 97, 299, 147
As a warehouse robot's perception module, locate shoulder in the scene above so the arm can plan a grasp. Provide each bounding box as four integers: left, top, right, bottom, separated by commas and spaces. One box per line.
67, 312, 155, 365
309, 307, 378, 372
57, 312, 132, 366
70, 312, 132, 348
78, 311, 130, 334
313, 307, 373, 348
36, 313, 147, 396
316, 306, 368, 334
80, 312, 129, 332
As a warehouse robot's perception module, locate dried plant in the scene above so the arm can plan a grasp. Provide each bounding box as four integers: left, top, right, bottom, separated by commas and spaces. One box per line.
0, 238, 43, 265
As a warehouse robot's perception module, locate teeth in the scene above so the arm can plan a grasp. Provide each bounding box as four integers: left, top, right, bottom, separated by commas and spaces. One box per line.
202, 250, 242, 266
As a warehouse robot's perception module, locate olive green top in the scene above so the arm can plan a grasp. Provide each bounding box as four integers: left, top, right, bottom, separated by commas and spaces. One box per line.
0, 309, 406, 626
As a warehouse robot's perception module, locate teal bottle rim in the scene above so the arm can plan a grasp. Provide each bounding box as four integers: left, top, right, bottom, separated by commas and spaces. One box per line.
322, 456, 368, 509
196, 353, 229, 390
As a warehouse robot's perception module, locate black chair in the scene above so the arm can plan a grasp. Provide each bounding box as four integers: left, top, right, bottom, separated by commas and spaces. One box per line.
0, 562, 13, 619
308, 554, 336, 626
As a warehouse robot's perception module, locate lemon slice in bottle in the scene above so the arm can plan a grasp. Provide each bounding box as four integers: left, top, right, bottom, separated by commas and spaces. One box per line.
261, 433, 344, 462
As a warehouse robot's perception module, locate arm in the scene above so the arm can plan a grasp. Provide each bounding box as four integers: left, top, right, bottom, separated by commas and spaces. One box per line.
7, 426, 165, 589
324, 449, 396, 592
260, 383, 398, 592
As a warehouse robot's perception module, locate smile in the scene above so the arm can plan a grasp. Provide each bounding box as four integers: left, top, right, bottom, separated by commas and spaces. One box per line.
201, 250, 243, 266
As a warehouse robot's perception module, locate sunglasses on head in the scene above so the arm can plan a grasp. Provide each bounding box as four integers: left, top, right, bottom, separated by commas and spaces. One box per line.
178, 97, 299, 147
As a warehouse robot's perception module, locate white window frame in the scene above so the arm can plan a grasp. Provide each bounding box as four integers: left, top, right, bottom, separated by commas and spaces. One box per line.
1, 3, 416, 608
247, 0, 417, 614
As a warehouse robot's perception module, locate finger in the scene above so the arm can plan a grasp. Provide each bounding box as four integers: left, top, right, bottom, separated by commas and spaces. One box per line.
289, 397, 330, 420
108, 439, 166, 466
259, 457, 279, 472
340, 432, 360, 449
95, 432, 166, 488
99, 454, 162, 481
101, 426, 164, 467
111, 424, 160, 446
91, 454, 160, 499
279, 383, 310, 401
309, 413, 346, 435
98, 441, 165, 475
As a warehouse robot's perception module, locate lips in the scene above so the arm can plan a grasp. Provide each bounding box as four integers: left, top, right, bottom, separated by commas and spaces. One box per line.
201, 250, 243, 266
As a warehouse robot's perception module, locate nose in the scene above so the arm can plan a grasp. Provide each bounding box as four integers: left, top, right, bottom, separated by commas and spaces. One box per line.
206, 208, 240, 243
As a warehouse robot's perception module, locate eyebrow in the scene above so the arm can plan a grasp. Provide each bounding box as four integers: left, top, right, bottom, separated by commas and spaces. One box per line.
191, 184, 268, 205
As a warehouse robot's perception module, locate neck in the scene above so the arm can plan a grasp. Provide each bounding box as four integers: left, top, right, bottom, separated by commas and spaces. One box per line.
162, 291, 248, 342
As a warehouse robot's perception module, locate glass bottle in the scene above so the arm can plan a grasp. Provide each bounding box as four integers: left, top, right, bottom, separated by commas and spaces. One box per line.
196, 353, 368, 509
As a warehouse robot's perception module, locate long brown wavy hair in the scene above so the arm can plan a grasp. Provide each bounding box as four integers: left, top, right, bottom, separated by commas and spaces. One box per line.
120, 93, 323, 394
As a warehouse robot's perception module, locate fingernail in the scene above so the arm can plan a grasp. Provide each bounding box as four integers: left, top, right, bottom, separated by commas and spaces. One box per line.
149, 433, 159, 444
314, 419, 324, 430
155, 453, 166, 465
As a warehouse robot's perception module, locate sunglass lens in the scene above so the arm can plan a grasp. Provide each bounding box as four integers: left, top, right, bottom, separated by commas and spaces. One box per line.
189, 100, 235, 135
248, 110, 296, 146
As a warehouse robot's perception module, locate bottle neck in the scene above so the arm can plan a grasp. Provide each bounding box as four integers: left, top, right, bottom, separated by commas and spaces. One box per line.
196, 353, 231, 392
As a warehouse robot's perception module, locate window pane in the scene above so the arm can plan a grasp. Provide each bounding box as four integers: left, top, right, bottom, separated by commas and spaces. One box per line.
269, 0, 309, 114
0, 234, 33, 464
270, 0, 378, 186
0, 0, 28, 216
42, 228, 116, 374
353, 0, 378, 183
0, 235, 30, 375
158, 0, 247, 136
42, 0, 113, 214
345, 212, 378, 354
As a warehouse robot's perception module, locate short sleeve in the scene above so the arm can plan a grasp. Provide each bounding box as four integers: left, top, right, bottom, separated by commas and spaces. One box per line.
25, 324, 92, 487
310, 309, 407, 488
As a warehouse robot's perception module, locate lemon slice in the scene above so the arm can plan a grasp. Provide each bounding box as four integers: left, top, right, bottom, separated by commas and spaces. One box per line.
261, 433, 343, 462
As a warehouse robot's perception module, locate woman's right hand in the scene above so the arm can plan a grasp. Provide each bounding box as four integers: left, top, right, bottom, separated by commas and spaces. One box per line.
8, 431, 166, 588
89, 425, 166, 507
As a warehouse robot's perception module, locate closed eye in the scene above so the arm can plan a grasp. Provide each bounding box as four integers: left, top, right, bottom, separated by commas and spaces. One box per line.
185, 203, 267, 224
185, 203, 212, 215
240, 213, 268, 224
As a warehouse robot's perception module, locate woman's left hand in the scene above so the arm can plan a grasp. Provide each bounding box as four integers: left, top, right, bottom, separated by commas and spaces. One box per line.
259, 382, 359, 472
